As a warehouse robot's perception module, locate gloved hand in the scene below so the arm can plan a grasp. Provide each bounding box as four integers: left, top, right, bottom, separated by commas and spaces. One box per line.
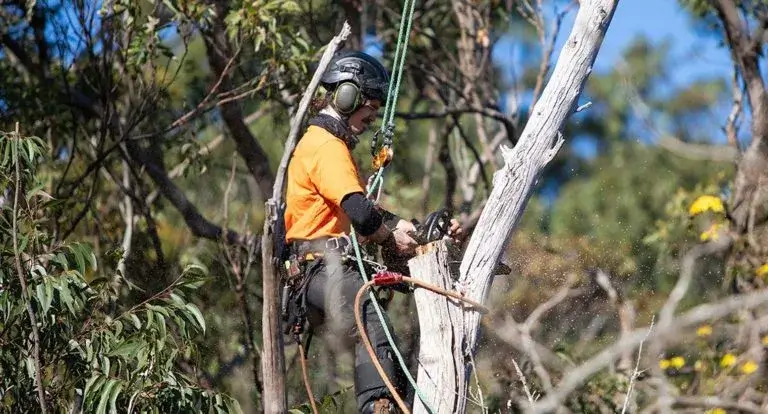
386, 225, 419, 257
445, 218, 466, 244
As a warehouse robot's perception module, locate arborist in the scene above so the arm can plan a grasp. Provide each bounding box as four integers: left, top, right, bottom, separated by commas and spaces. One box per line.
281, 50, 463, 414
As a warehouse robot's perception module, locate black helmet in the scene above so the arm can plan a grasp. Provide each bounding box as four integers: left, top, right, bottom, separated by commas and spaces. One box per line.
321, 50, 390, 102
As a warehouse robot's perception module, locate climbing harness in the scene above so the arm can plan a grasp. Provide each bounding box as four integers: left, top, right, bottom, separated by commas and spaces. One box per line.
288, 0, 480, 411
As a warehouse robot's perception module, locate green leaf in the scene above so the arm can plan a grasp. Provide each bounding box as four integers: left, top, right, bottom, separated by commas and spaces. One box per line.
69, 339, 85, 358
69, 244, 86, 275
86, 339, 94, 362
53, 253, 69, 270
101, 355, 111, 376
169, 292, 185, 306
146, 304, 170, 317
58, 284, 76, 315
113, 319, 123, 336
155, 312, 167, 345
30, 264, 46, 278
110, 340, 141, 358
127, 391, 140, 414
185, 303, 206, 334
129, 313, 142, 330
109, 382, 123, 414
36, 283, 51, 316
136, 348, 148, 371
146, 308, 154, 331
97, 379, 118, 414
84, 374, 106, 405
18, 235, 28, 252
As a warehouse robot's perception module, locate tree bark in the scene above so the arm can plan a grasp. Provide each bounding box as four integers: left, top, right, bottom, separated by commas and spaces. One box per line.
410, 243, 464, 413
408, 1, 619, 412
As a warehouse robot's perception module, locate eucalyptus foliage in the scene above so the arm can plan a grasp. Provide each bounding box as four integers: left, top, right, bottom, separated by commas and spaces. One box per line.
0, 130, 241, 413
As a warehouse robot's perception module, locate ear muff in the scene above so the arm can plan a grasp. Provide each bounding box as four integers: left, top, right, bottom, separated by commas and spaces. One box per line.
333, 82, 361, 114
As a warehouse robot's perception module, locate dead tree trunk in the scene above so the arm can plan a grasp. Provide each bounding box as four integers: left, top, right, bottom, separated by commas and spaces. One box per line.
408, 1, 619, 413
261, 23, 351, 413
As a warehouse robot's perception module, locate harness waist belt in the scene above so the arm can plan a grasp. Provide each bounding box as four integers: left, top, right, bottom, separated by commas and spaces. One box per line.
288, 235, 352, 259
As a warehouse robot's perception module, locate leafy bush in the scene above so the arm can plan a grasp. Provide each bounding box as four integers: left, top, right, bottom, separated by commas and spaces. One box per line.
0, 130, 241, 413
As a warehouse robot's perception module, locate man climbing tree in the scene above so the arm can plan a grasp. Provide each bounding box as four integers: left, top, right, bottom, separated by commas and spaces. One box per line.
281, 50, 464, 414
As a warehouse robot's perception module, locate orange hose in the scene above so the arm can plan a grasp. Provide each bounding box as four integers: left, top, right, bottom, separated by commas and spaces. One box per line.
298, 340, 319, 414
353, 275, 488, 414
354, 281, 411, 413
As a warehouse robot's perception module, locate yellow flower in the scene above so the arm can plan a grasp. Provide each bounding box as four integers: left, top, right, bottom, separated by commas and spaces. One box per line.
705, 409, 726, 414
720, 353, 737, 368
762, 335, 768, 346
659, 359, 670, 370
697, 325, 713, 337
740, 360, 759, 375
670, 356, 686, 369
756, 264, 768, 278
700, 223, 724, 241
689, 195, 725, 216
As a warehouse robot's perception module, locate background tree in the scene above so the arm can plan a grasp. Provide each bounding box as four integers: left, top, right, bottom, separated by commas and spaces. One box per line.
2, 0, 768, 412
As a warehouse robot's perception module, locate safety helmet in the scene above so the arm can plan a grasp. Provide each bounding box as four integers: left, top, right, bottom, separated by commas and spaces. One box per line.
321, 51, 390, 113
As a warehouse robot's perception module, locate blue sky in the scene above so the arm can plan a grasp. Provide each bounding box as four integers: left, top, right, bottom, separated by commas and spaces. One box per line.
491, 0, 737, 159
588, 0, 731, 85
491, 0, 733, 89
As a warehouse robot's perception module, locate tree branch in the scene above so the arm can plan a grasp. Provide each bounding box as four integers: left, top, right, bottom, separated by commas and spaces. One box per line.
439, 124, 458, 211
125, 141, 249, 246
714, 0, 768, 139
669, 396, 763, 414
202, 2, 275, 200
396, 105, 517, 145
260, 21, 352, 414
530, 287, 768, 413
11, 125, 48, 414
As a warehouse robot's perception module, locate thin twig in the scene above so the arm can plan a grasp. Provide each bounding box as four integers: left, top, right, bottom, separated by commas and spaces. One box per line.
724, 63, 744, 151
520, 281, 574, 393
469, 350, 488, 413
621, 315, 654, 414
512, 358, 535, 407
11, 123, 48, 414
221, 154, 263, 393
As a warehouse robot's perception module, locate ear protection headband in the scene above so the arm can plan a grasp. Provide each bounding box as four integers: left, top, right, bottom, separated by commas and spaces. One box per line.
332, 81, 361, 114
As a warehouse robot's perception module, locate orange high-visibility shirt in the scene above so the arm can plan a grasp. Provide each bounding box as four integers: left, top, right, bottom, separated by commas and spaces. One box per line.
284, 125, 365, 243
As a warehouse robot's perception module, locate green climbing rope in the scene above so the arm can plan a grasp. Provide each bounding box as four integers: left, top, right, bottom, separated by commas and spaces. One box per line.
347, 0, 437, 412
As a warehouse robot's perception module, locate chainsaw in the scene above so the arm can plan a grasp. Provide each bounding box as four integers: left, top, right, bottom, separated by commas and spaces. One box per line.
410, 208, 452, 245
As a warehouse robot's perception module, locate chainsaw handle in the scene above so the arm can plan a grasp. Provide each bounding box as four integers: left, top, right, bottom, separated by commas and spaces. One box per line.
413, 208, 452, 244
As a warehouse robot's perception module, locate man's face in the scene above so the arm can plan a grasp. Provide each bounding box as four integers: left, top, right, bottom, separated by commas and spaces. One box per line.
348, 99, 382, 135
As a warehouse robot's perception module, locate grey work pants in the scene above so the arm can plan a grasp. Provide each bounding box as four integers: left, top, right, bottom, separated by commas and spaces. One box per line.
302, 253, 407, 412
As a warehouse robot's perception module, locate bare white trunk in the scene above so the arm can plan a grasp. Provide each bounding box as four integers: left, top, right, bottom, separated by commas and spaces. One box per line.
409, 1, 619, 413
410, 243, 466, 413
